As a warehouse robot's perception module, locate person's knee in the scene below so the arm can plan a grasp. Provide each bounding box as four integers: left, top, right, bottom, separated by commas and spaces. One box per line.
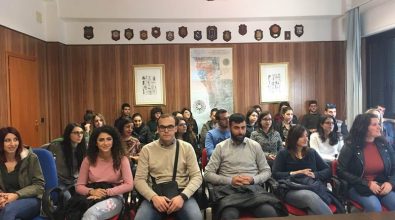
253, 204, 278, 217
362, 199, 382, 212
221, 207, 239, 220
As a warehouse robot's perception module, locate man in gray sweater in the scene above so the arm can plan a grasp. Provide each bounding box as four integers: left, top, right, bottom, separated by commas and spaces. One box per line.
134, 114, 202, 220
205, 113, 283, 220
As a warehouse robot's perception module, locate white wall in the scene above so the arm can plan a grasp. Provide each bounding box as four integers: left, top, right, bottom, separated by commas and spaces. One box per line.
0, 0, 47, 39
360, 0, 395, 36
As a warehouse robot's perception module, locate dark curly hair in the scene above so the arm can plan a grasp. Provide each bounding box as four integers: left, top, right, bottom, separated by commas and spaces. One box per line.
286, 125, 309, 159
150, 107, 163, 121
115, 117, 134, 136
317, 115, 339, 145
87, 125, 125, 171
257, 111, 274, 130
61, 123, 87, 173
0, 127, 24, 163
346, 113, 379, 148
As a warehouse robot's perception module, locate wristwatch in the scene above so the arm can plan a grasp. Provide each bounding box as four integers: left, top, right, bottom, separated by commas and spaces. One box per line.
180, 193, 188, 201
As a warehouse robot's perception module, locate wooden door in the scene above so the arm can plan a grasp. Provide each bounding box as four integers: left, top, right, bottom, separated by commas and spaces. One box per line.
8, 55, 41, 146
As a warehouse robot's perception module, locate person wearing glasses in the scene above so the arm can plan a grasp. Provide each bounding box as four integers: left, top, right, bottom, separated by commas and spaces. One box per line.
250, 111, 283, 167
205, 109, 231, 159
324, 103, 348, 140
45, 123, 87, 197
309, 116, 343, 162
134, 114, 202, 220
175, 117, 199, 159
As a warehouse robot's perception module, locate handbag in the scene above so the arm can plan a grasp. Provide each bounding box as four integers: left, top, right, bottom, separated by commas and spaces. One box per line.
151, 140, 180, 199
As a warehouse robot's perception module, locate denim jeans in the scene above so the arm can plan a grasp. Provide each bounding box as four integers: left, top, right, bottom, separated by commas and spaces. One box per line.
0, 198, 41, 219
82, 195, 123, 220
285, 189, 333, 215
348, 187, 395, 212
135, 197, 202, 220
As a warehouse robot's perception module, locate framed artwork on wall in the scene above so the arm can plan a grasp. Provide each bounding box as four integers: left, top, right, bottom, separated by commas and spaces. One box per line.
133, 64, 166, 106
259, 62, 289, 103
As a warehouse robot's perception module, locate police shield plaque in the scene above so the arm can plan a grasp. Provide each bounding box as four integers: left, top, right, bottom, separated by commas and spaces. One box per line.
207, 26, 217, 41
294, 24, 304, 37
111, 30, 120, 41
166, 31, 174, 41
194, 30, 202, 41
84, 26, 94, 40
124, 28, 133, 40
223, 30, 231, 42
140, 30, 148, 40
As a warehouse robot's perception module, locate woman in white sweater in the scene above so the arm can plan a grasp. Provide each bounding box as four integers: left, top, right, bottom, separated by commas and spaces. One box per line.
309, 116, 343, 162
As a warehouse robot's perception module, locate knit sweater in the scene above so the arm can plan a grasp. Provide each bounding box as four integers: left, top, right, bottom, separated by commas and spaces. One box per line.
76, 156, 133, 196
134, 139, 202, 201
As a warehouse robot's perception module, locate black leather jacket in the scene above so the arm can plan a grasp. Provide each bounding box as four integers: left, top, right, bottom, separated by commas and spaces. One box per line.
337, 137, 395, 189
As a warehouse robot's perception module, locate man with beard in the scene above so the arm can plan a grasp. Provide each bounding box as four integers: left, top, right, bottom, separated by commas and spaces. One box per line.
204, 113, 285, 220
205, 109, 230, 159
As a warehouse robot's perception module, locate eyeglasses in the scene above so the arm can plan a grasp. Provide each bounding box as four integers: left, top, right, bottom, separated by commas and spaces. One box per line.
71, 131, 84, 135
262, 118, 272, 121
324, 121, 335, 125
158, 125, 175, 132
178, 123, 187, 127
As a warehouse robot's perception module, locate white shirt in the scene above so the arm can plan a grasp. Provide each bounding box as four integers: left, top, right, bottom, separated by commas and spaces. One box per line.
309, 132, 343, 162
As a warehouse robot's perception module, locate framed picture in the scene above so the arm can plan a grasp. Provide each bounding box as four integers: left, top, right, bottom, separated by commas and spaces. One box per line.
259, 63, 289, 103
133, 64, 166, 106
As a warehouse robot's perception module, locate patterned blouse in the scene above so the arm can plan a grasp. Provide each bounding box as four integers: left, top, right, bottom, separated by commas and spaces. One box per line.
250, 128, 283, 156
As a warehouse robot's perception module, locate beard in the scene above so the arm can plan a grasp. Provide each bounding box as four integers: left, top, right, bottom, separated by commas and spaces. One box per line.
231, 133, 245, 144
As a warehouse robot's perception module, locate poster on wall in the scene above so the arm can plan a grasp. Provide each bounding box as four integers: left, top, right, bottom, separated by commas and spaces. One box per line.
190, 48, 233, 131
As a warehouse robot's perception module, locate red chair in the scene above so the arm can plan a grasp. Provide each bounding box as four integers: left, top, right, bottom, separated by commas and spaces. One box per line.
201, 147, 208, 171
331, 160, 389, 212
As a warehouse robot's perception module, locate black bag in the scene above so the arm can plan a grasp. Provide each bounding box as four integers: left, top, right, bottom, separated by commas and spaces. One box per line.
42, 184, 75, 220
151, 140, 180, 199
193, 180, 209, 210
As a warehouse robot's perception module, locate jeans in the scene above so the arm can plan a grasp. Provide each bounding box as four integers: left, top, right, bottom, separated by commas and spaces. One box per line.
0, 198, 41, 219
221, 203, 278, 220
82, 195, 123, 220
349, 187, 395, 212
135, 197, 202, 220
285, 189, 333, 215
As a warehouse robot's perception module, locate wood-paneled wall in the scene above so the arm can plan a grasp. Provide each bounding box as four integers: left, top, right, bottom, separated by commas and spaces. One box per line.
1, 26, 346, 143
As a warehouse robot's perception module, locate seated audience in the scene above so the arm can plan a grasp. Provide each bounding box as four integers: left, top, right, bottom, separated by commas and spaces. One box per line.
324, 103, 348, 140
252, 104, 263, 114
205, 109, 231, 159
85, 113, 106, 142
272, 125, 333, 215
132, 113, 153, 146
172, 111, 183, 119
199, 108, 218, 148
45, 123, 87, 195
0, 127, 45, 219
309, 116, 343, 162
114, 103, 132, 129
147, 107, 163, 138
175, 117, 199, 160
76, 125, 133, 219
273, 106, 296, 145
366, 108, 384, 134
301, 100, 321, 134
181, 108, 199, 136
116, 117, 141, 162
250, 111, 283, 166
134, 114, 202, 220
205, 113, 285, 220
245, 108, 259, 138
337, 113, 395, 212
274, 102, 298, 124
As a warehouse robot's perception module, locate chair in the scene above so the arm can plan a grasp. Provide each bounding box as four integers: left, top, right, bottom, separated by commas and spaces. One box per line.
331, 160, 388, 212
32, 148, 59, 220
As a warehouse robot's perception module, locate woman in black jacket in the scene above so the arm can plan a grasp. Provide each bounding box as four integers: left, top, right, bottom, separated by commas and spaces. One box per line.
337, 113, 395, 212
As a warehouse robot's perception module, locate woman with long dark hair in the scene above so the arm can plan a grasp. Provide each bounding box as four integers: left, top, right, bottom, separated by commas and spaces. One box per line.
175, 117, 199, 159
337, 113, 395, 212
181, 108, 199, 136
76, 125, 133, 219
272, 125, 333, 215
310, 116, 343, 162
0, 127, 44, 219
132, 113, 153, 146
46, 123, 87, 189
245, 108, 259, 138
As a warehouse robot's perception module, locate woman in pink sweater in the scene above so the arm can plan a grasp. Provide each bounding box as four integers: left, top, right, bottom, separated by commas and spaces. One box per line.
76, 125, 133, 220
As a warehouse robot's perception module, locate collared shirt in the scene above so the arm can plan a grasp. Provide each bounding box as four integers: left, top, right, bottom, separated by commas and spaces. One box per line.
204, 137, 271, 185
250, 128, 283, 156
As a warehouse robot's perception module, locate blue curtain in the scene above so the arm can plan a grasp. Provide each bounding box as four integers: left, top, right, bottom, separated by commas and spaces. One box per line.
346, 7, 362, 127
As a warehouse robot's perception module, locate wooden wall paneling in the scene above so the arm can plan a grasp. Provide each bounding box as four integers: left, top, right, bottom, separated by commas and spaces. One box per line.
0, 27, 8, 126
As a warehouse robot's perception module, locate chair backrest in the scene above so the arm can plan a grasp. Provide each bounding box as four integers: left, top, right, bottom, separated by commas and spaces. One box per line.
201, 148, 208, 171
33, 148, 58, 190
